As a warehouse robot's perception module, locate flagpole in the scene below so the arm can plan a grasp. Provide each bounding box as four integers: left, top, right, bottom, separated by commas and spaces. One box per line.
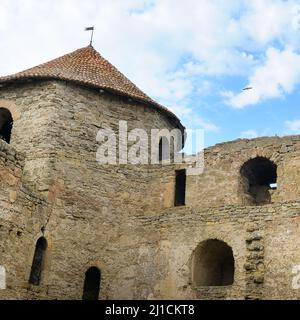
85, 26, 95, 46
90, 27, 94, 46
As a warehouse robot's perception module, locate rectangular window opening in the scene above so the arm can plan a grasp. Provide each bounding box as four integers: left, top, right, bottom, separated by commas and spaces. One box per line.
174, 169, 186, 207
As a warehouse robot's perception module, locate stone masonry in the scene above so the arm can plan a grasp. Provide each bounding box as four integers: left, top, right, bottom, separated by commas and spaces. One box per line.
0, 46, 300, 300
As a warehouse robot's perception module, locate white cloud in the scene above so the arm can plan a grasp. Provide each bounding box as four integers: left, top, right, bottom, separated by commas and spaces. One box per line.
286, 119, 300, 133
197, 80, 213, 96
240, 128, 273, 139
167, 104, 219, 132
1, 0, 300, 126
220, 90, 234, 99
240, 130, 258, 139
238, 0, 299, 46
226, 47, 300, 108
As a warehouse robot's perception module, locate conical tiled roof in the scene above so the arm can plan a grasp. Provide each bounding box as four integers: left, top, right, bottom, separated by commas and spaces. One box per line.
0, 46, 183, 131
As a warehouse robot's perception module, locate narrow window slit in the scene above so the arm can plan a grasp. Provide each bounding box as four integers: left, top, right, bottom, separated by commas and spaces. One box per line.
29, 237, 47, 285
175, 169, 186, 206
82, 267, 101, 300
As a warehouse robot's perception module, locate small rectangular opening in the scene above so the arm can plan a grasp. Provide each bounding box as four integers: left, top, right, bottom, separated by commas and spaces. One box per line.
174, 169, 186, 206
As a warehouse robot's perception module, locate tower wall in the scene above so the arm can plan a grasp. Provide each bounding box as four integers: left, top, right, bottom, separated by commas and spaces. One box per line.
0, 80, 180, 299
0, 140, 49, 299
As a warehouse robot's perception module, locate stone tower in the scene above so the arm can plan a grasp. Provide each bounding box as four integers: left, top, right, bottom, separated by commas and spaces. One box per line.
0, 46, 183, 299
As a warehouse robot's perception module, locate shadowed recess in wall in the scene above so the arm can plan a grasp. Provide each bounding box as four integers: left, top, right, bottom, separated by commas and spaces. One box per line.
192, 239, 235, 287
240, 157, 277, 206
0, 108, 13, 143
82, 267, 101, 300
174, 169, 186, 206
29, 237, 47, 286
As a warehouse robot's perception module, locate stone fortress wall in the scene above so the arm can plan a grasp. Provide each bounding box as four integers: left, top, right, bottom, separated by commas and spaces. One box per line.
137, 135, 300, 300
0, 59, 300, 300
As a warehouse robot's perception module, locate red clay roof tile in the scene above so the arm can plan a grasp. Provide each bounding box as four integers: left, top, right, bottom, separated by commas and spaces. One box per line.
0, 46, 183, 131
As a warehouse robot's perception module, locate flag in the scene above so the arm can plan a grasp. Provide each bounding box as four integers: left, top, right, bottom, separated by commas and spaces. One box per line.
85, 27, 94, 31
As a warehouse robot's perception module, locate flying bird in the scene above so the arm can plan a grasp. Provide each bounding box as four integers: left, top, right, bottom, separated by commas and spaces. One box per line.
242, 87, 253, 91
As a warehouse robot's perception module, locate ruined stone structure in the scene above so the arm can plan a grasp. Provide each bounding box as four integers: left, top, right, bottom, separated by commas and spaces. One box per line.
0, 45, 300, 300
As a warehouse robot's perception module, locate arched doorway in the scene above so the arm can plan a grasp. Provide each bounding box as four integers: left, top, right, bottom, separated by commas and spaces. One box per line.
82, 266, 101, 300
192, 239, 234, 287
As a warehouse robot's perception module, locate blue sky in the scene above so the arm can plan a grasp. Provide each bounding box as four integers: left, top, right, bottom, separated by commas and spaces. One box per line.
1, 0, 300, 148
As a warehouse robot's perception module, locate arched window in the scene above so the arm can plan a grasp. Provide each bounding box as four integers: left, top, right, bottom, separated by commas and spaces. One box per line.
0, 108, 13, 143
82, 267, 101, 300
29, 237, 47, 285
159, 137, 170, 162
192, 239, 234, 287
240, 157, 277, 206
